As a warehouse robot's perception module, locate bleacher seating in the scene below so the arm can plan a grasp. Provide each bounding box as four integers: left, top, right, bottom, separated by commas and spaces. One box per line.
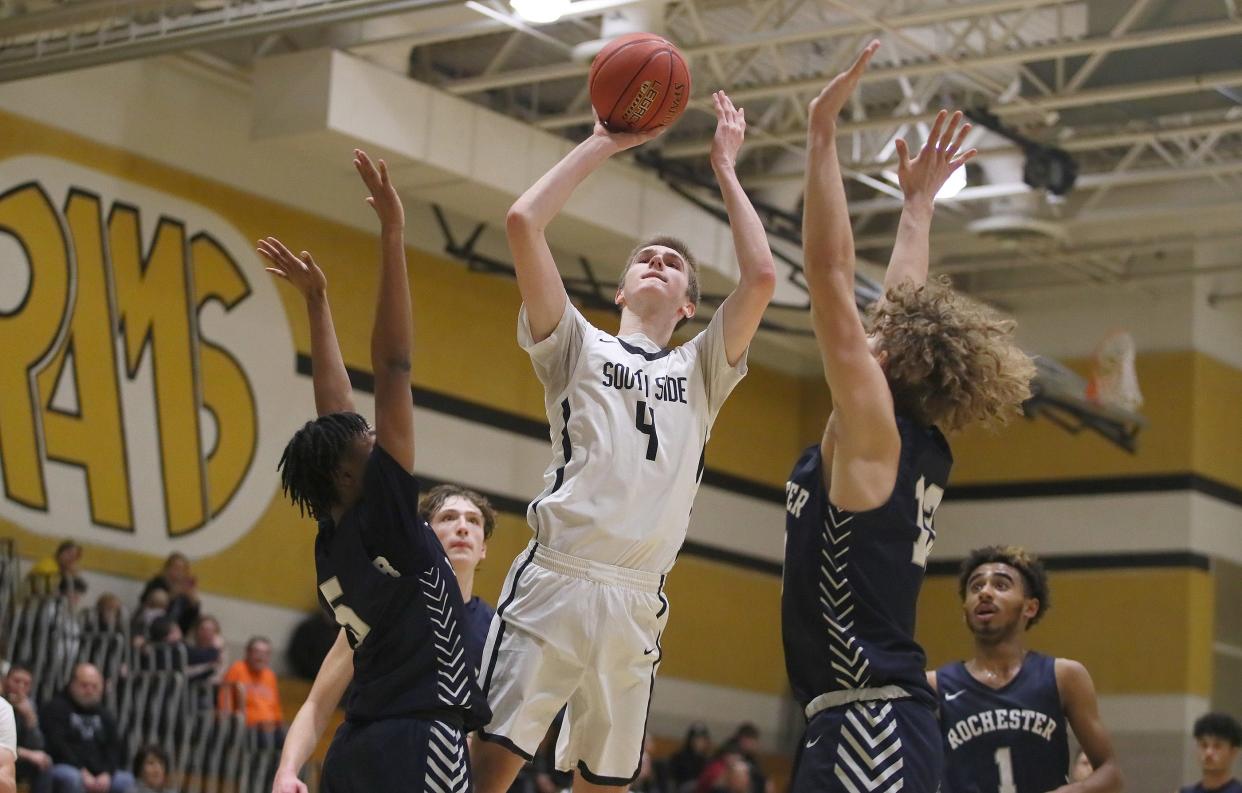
0, 540, 282, 793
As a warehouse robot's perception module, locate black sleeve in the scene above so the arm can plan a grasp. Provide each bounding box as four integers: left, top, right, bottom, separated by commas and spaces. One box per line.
38, 700, 82, 768
357, 445, 432, 576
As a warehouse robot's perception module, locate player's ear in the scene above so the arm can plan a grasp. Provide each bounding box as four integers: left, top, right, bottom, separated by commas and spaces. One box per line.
479, 541, 487, 561
615, 286, 626, 308
1022, 597, 1040, 621
681, 300, 696, 321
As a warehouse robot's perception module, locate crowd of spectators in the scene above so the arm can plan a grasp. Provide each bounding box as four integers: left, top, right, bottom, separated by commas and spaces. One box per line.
5, 543, 289, 792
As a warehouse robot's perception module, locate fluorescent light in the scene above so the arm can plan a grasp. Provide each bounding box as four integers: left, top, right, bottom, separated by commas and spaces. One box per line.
936, 165, 967, 200
510, 0, 570, 23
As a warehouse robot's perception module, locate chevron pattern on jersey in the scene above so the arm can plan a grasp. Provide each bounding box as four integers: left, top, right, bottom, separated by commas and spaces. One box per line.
833, 701, 905, 793
420, 565, 470, 708
425, 721, 469, 793
821, 505, 871, 689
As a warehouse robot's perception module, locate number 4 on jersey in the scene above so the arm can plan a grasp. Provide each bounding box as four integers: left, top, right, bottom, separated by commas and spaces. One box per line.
912, 476, 944, 568
635, 401, 658, 461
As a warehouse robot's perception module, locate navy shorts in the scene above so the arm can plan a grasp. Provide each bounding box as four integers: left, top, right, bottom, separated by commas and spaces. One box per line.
790, 699, 942, 793
322, 717, 471, 793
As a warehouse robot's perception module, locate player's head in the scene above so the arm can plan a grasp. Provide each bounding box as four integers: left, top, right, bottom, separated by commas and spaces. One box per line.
866, 276, 1035, 431
616, 236, 701, 326
278, 412, 374, 520
1193, 712, 1242, 777
958, 545, 1049, 639
420, 484, 497, 574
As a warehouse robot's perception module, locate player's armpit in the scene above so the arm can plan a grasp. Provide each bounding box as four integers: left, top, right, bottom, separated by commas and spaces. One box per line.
1055, 659, 1123, 793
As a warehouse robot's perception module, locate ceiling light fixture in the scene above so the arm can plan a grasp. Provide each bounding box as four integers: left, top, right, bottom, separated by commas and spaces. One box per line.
510, 0, 570, 23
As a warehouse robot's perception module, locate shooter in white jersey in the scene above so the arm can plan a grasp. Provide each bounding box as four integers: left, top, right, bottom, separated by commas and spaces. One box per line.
472, 92, 776, 793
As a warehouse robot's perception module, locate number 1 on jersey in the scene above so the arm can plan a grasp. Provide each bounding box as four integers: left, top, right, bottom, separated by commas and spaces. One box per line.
994, 747, 1016, 793
635, 401, 658, 461
912, 476, 943, 568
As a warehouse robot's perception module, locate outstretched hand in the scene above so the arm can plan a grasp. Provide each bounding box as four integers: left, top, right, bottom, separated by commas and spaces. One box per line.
353, 149, 404, 230
709, 90, 746, 171
592, 112, 667, 153
893, 109, 977, 205
258, 236, 326, 299
808, 40, 880, 136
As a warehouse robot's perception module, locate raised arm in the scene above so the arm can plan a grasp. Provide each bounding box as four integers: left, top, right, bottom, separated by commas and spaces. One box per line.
506, 122, 663, 342
802, 41, 900, 510
259, 237, 355, 416
1055, 659, 1124, 793
709, 91, 777, 366
354, 149, 414, 472
271, 630, 353, 793
884, 110, 975, 293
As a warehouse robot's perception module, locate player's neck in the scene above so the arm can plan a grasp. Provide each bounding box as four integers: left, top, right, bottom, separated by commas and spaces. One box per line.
618, 307, 677, 347
968, 638, 1027, 685
452, 565, 475, 602
1201, 770, 1236, 790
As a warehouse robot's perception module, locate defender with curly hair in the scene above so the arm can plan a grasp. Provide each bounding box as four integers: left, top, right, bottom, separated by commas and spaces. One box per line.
933, 546, 1122, 793
781, 42, 1035, 793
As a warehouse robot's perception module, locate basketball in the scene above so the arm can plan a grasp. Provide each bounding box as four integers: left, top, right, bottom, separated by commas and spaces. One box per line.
589, 33, 691, 133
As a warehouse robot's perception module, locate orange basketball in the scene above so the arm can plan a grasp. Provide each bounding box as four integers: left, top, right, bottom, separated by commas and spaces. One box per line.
589, 33, 691, 133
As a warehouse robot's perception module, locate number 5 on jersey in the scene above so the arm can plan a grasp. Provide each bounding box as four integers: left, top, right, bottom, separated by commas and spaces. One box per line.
320, 577, 371, 644
913, 476, 943, 568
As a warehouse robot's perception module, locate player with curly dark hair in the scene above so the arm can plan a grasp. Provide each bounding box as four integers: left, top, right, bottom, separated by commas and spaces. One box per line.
933, 546, 1122, 793
1182, 712, 1242, 793
265, 150, 489, 793
781, 41, 1036, 793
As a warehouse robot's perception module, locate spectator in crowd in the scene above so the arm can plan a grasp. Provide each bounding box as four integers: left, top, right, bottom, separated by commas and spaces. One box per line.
92, 595, 124, 634
631, 736, 672, 793
1072, 748, 1093, 783
138, 554, 201, 634
4, 665, 52, 793
129, 590, 168, 648
29, 541, 87, 604
671, 722, 712, 791
1, 692, 17, 793
147, 617, 182, 647
130, 746, 174, 793
285, 610, 336, 681
218, 637, 284, 744
186, 616, 225, 684
713, 756, 753, 793
40, 663, 133, 793
1180, 712, 1242, 793
697, 724, 767, 793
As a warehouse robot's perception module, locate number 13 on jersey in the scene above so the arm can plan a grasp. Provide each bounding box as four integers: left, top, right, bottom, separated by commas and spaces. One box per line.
912, 476, 943, 568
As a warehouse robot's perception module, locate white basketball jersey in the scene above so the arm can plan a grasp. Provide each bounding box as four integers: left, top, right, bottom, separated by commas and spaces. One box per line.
518, 301, 747, 574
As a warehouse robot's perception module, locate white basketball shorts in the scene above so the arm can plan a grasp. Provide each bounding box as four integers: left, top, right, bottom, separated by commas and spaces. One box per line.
477, 541, 669, 785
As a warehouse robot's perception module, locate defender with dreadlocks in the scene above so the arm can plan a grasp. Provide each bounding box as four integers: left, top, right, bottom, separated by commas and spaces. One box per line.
933, 546, 1122, 793
782, 42, 1036, 793
267, 149, 488, 793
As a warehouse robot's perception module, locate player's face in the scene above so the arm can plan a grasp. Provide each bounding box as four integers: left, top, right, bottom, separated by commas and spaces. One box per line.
617, 245, 695, 322
334, 430, 376, 508
430, 496, 488, 571
1198, 735, 1240, 775
963, 563, 1035, 638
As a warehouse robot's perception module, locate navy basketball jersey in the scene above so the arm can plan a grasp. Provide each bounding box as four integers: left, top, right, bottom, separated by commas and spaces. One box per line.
938, 652, 1069, 793
462, 596, 496, 674
315, 446, 490, 729
782, 415, 952, 710
1180, 781, 1242, 793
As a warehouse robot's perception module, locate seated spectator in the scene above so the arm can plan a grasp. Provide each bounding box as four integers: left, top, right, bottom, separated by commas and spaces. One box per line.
130, 746, 174, 793
1, 692, 16, 793
92, 595, 124, 634
697, 724, 766, 793
186, 616, 225, 684
29, 541, 87, 604
671, 722, 712, 791
40, 663, 133, 793
285, 611, 336, 682
218, 638, 283, 743
4, 664, 52, 793
129, 590, 168, 648
1182, 712, 1242, 793
632, 735, 673, 793
138, 554, 200, 634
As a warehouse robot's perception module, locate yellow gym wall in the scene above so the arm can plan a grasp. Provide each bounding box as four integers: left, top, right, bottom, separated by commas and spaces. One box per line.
0, 106, 1236, 709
